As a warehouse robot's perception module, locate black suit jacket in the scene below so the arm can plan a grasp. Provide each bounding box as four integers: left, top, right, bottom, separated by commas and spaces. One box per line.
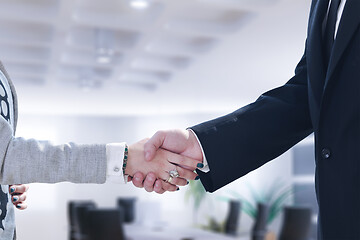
191, 0, 360, 238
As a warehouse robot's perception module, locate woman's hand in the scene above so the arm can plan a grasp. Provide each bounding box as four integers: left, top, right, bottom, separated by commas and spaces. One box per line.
126, 139, 202, 192
9, 184, 29, 210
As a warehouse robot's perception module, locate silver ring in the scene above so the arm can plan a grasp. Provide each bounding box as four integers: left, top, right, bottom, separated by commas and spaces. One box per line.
169, 169, 180, 178
166, 176, 173, 183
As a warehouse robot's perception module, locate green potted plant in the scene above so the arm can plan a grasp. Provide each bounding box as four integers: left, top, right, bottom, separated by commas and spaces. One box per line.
185, 180, 240, 234
184, 180, 207, 224
219, 179, 293, 225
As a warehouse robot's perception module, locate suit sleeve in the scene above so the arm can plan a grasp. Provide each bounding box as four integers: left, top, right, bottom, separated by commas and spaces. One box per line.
0, 117, 107, 184
190, 52, 313, 192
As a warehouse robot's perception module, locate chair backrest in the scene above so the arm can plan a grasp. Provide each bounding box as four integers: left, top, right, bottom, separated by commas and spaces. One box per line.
117, 197, 137, 223
278, 206, 312, 240
224, 200, 241, 236
68, 201, 97, 240
87, 209, 126, 240
251, 203, 270, 240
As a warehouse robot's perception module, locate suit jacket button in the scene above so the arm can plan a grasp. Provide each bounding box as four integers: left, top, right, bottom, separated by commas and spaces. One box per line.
321, 148, 331, 159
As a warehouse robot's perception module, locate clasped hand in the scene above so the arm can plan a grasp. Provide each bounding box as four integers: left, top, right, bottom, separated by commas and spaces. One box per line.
126, 134, 202, 194
127, 129, 204, 194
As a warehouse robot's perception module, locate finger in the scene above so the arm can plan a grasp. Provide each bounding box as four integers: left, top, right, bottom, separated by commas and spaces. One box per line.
143, 172, 157, 192
127, 176, 133, 182
175, 167, 198, 181
12, 193, 27, 204
15, 203, 27, 210
132, 172, 145, 188
168, 177, 188, 186
154, 180, 165, 194
161, 181, 178, 192
10, 184, 29, 195
144, 131, 166, 161
166, 153, 202, 171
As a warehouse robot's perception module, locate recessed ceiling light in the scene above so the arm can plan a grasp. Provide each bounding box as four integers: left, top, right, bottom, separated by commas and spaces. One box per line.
95, 29, 115, 64
130, 0, 150, 9
96, 48, 114, 64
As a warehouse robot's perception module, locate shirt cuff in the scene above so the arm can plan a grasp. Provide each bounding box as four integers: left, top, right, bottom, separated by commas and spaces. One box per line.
106, 142, 127, 184
188, 129, 210, 173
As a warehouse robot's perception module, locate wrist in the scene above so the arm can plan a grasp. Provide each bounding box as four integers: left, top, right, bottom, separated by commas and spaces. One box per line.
124, 144, 133, 176
187, 129, 204, 162
122, 144, 129, 178
125, 142, 143, 176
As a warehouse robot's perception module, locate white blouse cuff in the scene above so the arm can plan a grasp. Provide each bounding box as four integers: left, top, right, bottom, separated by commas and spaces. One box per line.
106, 142, 127, 184
188, 129, 210, 173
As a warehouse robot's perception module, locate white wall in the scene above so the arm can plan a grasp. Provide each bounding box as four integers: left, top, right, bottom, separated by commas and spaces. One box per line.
2, 0, 314, 238
13, 112, 295, 239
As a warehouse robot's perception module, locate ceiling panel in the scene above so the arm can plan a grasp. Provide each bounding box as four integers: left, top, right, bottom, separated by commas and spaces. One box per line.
74, 0, 164, 30
131, 54, 192, 71
168, 9, 251, 34
66, 26, 141, 51
0, 0, 268, 91
146, 34, 218, 55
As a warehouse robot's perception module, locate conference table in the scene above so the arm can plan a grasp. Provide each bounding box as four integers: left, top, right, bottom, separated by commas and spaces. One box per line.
124, 224, 249, 240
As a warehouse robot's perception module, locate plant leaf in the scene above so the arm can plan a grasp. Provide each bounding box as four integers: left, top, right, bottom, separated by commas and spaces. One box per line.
268, 186, 294, 224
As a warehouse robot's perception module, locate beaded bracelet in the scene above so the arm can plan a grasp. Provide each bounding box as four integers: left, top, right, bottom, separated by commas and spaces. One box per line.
122, 144, 129, 180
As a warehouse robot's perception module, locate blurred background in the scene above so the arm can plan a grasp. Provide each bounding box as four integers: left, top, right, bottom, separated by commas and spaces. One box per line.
0, 0, 317, 239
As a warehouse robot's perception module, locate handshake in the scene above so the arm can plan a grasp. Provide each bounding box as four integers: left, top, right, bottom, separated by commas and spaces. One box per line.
124, 129, 204, 194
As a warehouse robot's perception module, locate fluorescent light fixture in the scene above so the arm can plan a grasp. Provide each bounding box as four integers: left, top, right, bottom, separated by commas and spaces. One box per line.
130, 0, 149, 9
79, 76, 98, 91
95, 29, 115, 64
96, 48, 114, 64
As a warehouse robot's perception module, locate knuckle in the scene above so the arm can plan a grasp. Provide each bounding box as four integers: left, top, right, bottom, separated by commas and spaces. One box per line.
155, 186, 163, 194
179, 155, 186, 163
178, 180, 186, 186
156, 130, 165, 136
133, 181, 143, 188
176, 168, 184, 177
145, 177, 155, 184
163, 184, 172, 191
156, 189, 165, 194
144, 181, 152, 188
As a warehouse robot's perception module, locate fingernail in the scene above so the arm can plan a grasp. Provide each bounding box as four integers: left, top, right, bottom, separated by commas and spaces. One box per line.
195, 176, 200, 180
197, 163, 204, 168
12, 197, 18, 202
10, 187, 15, 193
176, 187, 180, 191
16, 205, 21, 209
135, 177, 141, 182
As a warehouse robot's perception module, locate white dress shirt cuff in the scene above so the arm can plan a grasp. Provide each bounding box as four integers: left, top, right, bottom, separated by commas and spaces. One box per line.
188, 129, 210, 173
106, 142, 127, 184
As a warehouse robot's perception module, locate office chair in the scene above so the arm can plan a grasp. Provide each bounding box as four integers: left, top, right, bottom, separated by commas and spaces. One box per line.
87, 208, 126, 240
68, 201, 97, 240
117, 197, 137, 223
278, 206, 312, 240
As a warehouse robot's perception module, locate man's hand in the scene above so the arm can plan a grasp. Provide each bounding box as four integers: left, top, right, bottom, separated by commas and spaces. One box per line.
144, 129, 203, 162
132, 129, 204, 193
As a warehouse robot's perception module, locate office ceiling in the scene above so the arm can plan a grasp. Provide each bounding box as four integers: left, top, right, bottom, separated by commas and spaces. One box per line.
0, 0, 310, 115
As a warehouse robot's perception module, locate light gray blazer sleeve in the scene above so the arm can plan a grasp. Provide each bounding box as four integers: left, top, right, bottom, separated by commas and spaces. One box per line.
0, 62, 107, 185
0, 111, 108, 185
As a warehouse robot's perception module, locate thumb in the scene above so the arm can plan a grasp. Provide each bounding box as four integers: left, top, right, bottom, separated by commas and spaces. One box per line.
144, 131, 166, 161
